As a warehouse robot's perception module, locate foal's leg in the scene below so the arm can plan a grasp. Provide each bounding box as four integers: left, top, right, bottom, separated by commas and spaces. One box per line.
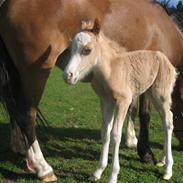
137, 94, 156, 164
149, 91, 174, 180
162, 107, 174, 180
109, 97, 131, 183
91, 97, 115, 181
126, 102, 138, 148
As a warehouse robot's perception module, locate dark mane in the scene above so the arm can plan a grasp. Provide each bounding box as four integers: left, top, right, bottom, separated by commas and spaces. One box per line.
152, 0, 183, 32
152, 0, 171, 15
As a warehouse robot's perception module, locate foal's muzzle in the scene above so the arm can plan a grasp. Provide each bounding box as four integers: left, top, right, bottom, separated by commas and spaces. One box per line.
64, 71, 78, 85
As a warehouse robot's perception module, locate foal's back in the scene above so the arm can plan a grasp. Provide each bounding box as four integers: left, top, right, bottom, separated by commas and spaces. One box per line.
110, 50, 176, 97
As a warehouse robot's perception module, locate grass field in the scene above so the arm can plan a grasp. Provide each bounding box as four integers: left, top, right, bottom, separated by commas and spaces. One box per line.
0, 67, 183, 183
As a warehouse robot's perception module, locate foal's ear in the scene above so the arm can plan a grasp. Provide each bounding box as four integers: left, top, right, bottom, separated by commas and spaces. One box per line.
81, 20, 93, 30
91, 19, 101, 35
81, 18, 101, 35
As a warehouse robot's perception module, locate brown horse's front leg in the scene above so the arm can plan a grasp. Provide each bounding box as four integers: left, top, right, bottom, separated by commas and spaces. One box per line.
23, 67, 57, 182
137, 94, 157, 164
10, 117, 27, 155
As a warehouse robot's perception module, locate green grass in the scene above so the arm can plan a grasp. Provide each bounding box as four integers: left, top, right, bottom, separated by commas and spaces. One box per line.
0, 67, 183, 183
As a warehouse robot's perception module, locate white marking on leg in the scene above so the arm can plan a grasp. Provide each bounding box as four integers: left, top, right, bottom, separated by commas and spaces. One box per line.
27, 146, 36, 173
163, 110, 174, 180
126, 115, 138, 148
27, 139, 53, 178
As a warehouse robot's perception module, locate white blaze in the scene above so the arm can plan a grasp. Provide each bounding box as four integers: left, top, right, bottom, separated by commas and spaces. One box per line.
65, 32, 91, 75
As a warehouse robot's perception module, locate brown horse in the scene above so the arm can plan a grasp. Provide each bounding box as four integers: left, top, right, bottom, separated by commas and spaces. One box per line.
0, 0, 183, 181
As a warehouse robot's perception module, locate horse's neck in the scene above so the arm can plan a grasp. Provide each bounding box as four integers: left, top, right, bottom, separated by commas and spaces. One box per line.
173, 22, 183, 51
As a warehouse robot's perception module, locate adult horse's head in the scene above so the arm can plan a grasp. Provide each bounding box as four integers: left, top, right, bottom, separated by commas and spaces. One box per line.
64, 19, 101, 85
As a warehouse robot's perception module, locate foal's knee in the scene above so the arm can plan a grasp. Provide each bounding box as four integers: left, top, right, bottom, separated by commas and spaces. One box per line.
102, 135, 110, 144
165, 122, 174, 131
164, 111, 174, 130
111, 131, 121, 144
101, 129, 111, 142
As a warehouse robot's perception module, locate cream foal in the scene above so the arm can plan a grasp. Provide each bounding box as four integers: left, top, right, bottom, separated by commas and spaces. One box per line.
64, 20, 176, 183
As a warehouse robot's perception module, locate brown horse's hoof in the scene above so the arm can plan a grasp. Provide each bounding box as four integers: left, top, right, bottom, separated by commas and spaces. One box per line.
140, 153, 157, 164
40, 172, 58, 182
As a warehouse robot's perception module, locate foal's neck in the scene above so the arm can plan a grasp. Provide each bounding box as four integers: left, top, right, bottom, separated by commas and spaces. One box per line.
94, 32, 126, 78
99, 32, 126, 60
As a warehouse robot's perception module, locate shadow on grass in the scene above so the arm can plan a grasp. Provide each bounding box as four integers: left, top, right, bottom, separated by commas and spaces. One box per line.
0, 167, 37, 181
0, 122, 182, 182
39, 126, 101, 161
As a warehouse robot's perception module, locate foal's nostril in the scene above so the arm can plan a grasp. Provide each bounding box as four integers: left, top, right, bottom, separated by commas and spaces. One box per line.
65, 71, 73, 81
68, 72, 73, 79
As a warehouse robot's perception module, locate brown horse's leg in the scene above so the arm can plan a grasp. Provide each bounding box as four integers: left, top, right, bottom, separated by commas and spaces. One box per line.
137, 94, 156, 164
172, 73, 183, 149
10, 117, 27, 155
15, 67, 57, 182
23, 62, 59, 178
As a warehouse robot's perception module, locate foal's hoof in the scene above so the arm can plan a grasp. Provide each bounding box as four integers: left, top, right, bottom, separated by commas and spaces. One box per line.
89, 174, 100, 182
163, 173, 172, 180
40, 172, 58, 182
156, 161, 165, 167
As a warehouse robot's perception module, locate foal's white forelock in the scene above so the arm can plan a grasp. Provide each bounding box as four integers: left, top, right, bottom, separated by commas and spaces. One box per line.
72, 32, 91, 53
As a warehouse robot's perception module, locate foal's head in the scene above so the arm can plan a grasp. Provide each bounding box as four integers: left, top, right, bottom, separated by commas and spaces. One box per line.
64, 19, 101, 84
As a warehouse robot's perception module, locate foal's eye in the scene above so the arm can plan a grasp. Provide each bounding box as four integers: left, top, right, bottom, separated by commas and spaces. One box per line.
81, 47, 91, 56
